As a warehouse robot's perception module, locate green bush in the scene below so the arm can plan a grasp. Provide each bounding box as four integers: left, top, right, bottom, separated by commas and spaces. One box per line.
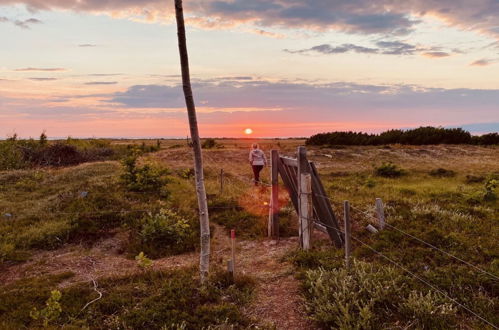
399, 290, 457, 329
483, 179, 497, 201
131, 208, 197, 258
304, 260, 407, 329
374, 162, 405, 178
121, 154, 171, 194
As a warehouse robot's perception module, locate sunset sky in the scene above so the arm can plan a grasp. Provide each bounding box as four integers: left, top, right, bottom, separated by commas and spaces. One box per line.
1, 0, 498, 138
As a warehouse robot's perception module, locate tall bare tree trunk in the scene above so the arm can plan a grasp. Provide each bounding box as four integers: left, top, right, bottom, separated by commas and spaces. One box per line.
174, 0, 210, 282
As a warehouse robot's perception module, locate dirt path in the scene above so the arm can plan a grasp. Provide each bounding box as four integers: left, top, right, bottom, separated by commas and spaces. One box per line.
211, 224, 314, 329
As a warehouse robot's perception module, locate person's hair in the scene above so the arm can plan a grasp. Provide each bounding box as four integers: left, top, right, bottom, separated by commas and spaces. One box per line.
252, 143, 258, 149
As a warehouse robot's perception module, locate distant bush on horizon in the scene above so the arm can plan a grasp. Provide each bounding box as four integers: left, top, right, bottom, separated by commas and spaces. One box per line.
306, 127, 499, 146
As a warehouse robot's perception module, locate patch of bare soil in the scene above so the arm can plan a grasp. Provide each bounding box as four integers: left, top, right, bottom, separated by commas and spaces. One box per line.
0, 230, 198, 288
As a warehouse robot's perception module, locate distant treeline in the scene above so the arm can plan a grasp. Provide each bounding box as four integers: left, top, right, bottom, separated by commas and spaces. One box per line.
306, 127, 499, 146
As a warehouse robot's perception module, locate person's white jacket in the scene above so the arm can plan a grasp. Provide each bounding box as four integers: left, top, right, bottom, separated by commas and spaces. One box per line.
249, 149, 267, 166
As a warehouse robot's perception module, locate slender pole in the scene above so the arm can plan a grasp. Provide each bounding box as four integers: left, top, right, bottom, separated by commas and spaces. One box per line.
174, 0, 210, 283
268, 150, 279, 238
375, 198, 385, 230
344, 200, 351, 269
220, 169, 224, 194
231, 229, 236, 274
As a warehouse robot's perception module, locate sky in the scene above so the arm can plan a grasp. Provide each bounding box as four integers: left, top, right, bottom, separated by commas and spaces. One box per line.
0, 0, 498, 138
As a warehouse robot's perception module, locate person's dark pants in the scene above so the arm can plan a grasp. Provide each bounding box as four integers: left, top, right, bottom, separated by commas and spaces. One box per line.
252, 165, 264, 185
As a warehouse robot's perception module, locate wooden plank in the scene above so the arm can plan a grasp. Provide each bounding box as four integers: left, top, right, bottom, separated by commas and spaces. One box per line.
281, 157, 298, 168
268, 150, 279, 238
277, 158, 299, 212
310, 162, 344, 247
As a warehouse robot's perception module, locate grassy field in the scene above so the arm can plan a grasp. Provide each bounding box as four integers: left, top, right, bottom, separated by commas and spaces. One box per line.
0, 138, 497, 329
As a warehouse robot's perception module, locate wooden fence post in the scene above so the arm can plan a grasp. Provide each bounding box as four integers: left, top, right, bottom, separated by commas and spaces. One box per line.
300, 174, 312, 250
375, 198, 385, 230
227, 229, 236, 277
344, 200, 351, 269
220, 169, 224, 194
268, 150, 279, 238
298, 146, 312, 250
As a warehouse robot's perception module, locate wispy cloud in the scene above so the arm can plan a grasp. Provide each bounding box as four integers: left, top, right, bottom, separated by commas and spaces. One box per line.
0, 16, 42, 29
470, 58, 497, 66
285, 41, 456, 58
421, 51, 451, 58
14, 18, 42, 29
86, 73, 122, 77
85, 81, 118, 85
78, 44, 97, 47
15, 67, 67, 72
28, 77, 58, 81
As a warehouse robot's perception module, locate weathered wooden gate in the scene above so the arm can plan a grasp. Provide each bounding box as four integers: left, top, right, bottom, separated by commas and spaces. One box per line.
268, 146, 344, 248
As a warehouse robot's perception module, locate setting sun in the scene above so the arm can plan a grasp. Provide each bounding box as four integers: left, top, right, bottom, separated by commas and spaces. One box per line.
244, 128, 253, 135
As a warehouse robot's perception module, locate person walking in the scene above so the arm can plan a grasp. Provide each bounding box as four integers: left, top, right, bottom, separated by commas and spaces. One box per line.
249, 143, 267, 186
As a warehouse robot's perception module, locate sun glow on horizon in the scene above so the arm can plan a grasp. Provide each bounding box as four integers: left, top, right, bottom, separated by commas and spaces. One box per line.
244, 128, 253, 135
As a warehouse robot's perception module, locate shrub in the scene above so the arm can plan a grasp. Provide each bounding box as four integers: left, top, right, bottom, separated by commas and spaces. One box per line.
202, 138, 217, 149
483, 179, 497, 201
178, 168, 195, 179
429, 168, 456, 177
375, 162, 405, 177
131, 208, 196, 258
0, 139, 26, 170
121, 154, 170, 194
135, 252, 153, 269
30, 290, 63, 327
399, 291, 457, 329
304, 260, 407, 329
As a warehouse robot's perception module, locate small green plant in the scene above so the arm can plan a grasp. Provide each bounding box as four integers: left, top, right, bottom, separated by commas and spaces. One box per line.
483, 178, 497, 201
135, 251, 153, 269
399, 290, 457, 329
179, 168, 195, 179
374, 162, 405, 177
30, 290, 62, 327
